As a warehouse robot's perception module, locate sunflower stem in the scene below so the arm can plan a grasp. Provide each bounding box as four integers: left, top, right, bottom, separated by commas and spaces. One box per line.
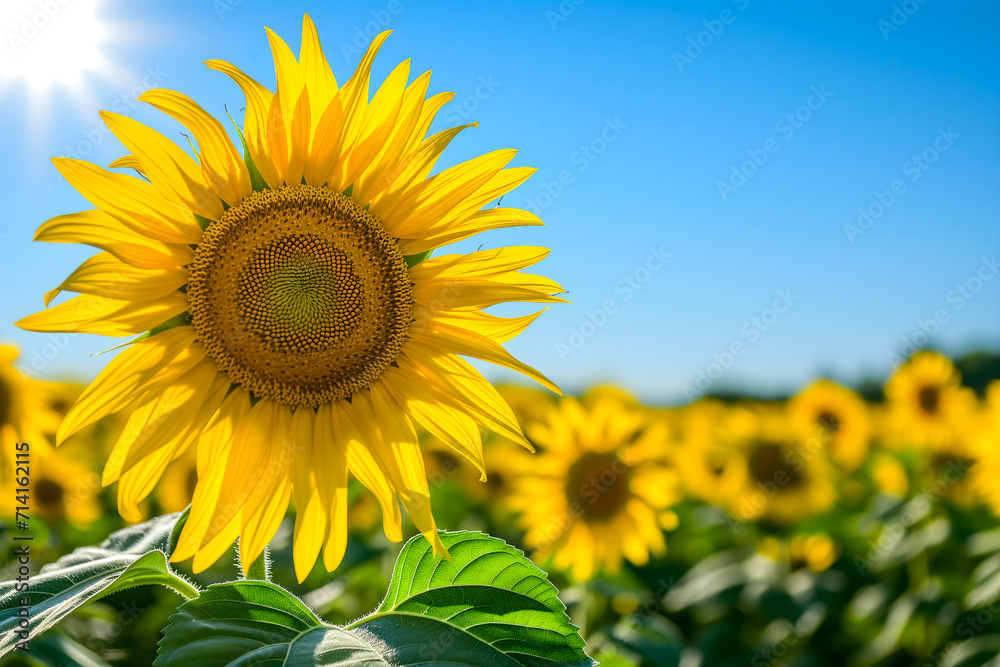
245, 545, 271, 581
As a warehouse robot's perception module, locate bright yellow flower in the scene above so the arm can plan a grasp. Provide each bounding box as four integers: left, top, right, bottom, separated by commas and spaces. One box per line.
726, 404, 837, 524
759, 533, 838, 572
17, 16, 563, 581
30, 445, 103, 528
0, 345, 60, 451
506, 393, 680, 580
884, 351, 975, 453
969, 381, 1000, 514
870, 453, 909, 497
674, 399, 746, 507
789, 380, 869, 471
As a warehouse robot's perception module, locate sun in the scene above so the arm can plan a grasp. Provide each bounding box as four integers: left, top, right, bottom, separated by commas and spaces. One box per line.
1, 0, 105, 90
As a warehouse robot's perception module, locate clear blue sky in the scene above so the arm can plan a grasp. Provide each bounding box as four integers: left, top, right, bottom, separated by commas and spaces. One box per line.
1, 0, 997, 403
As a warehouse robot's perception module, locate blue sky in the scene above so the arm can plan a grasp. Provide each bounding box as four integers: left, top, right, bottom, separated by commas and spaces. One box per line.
0, 0, 997, 403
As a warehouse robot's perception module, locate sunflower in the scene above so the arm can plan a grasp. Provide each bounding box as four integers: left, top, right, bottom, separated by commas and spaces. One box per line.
725, 404, 836, 524
884, 351, 975, 453
29, 445, 103, 528
17, 16, 563, 581
0, 345, 61, 451
788, 380, 869, 472
506, 393, 679, 580
674, 399, 747, 507
758, 533, 838, 572
968, 381, 1000, 514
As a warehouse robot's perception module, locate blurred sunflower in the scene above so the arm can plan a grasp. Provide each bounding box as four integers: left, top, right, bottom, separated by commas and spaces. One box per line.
789, 380, 869, 471
156, 446, 199, 515
506, 394, 680, 580
884, 351, 975, 453
758, 533, 838, 572
17, 16, 563, 581
969, 381, 1000, 514
0, 345, 61, 451
31, 446, 103, 528
675, 399, 746, 507
726, 405, 837, 524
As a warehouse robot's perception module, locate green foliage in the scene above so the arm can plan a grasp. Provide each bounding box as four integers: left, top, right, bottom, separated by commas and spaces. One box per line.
155, 531, 593, 667
0, 512, 197, 657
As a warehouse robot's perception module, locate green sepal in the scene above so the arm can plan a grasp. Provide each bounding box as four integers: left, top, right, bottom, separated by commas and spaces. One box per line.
405, 249, 433, 268
226, 107, 268, 192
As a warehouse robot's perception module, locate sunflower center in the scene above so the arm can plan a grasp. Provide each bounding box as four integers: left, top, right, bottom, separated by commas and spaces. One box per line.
35, 478, 65, 506
817, 410, 841, 435
748, 442, 803, 490
188, 185, 413, 407
918, 385, 940, 414
565, 451, 631, 521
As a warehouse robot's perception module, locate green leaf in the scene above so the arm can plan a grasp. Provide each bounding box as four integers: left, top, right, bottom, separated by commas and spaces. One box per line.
0, 511, 198, 658
156, 530, 594, 666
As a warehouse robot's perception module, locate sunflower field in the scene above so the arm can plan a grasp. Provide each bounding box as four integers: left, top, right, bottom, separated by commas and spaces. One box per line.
1, 9, 999, 667
2, 344, 1000, 666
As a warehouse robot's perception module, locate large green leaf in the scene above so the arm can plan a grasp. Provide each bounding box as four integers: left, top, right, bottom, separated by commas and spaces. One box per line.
0, 511, 197, 657
156, 530, 595, 666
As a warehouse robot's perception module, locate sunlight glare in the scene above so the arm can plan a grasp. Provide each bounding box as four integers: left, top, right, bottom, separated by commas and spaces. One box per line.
0, 0, 105, 91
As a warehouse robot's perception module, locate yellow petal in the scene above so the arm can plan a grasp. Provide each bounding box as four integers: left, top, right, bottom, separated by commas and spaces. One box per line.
100, 110, 224, 221
352, 71, 430, 206
115, 372, 229, 520
399, 207, 543, 255
370, 383, 447, 558
34, 209, 193, 269
109, 155, 146, 175
17, 292, 188, 337
395, 349, 532, 449
139, 89, 252, 206
422, 309, 546, 345
55, 327, 199, 444
204, 59, 283, 189
338, 59, 409, 193
299, 14, 338, 129
337, 397, 403, 542
378, 149, 517, 238
381, 367, 485, 478
44, 252, 186, 307
173, 389, 250, 563
240, 477, 292, 574
52, 158, 201, 244
410, 322, 559, 394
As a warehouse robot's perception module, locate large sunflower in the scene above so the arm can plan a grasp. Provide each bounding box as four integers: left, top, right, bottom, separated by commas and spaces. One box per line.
506, 393, 679, 580
17, 16, 563, 580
